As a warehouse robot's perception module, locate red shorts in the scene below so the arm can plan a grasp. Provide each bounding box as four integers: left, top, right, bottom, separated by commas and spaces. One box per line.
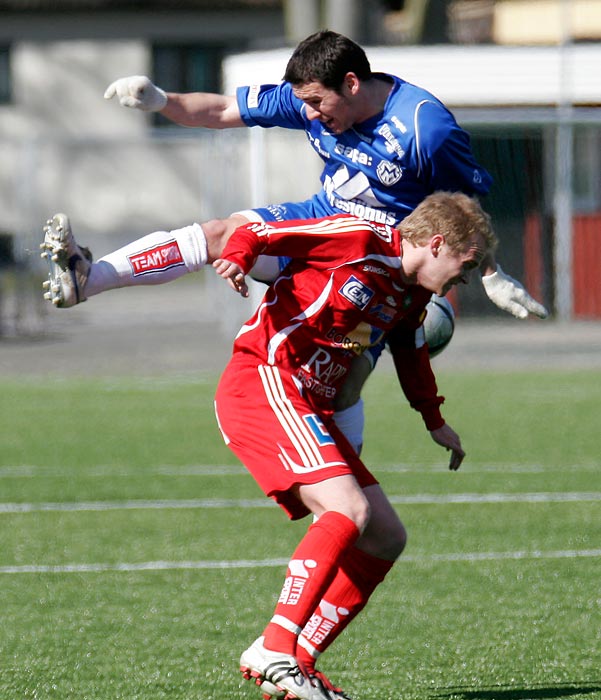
214, 354, 378, 520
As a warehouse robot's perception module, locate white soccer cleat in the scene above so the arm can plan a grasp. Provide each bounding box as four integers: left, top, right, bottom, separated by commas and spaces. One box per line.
308, 671, 352, 700
240, 637, 329, 700
40, 213, 92, 308
260, 679, 287, 700
261, 669, 352, 700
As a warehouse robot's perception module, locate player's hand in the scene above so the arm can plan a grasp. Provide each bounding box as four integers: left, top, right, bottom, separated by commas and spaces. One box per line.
482, 265, 548, 319
430, 423, 465, 471
213, 259, 249, 297
104, 76, 168, 112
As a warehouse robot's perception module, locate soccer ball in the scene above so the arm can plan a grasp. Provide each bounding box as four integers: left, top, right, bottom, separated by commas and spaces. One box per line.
423, 294, 455, 358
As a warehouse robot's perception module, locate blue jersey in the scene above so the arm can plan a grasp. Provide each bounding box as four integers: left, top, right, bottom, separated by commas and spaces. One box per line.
236, 74, 492, 227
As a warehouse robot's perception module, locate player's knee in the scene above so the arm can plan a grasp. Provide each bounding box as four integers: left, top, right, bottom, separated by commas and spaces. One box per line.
332, 489, 372, 533
358, 503, 408, 560
370, 521, 407, 561
389, 521, 408, 559
348, 496, 372, 533
300, 479, 371, 532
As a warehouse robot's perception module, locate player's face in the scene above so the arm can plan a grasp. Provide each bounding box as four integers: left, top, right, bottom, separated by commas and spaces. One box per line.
421, 235, 487, 297
292, 81, 357, 134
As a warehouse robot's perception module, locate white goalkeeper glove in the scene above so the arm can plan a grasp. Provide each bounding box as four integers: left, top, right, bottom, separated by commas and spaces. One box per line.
482, 265, 548, 319
104, 75, 167, 112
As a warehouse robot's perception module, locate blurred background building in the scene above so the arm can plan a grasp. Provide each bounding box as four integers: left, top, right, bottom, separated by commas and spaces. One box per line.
1, 0, 600, 334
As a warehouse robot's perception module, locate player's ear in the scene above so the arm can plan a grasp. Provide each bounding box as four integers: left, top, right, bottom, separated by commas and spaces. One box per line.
343, 72, 360, 95
430, 234, 445, 257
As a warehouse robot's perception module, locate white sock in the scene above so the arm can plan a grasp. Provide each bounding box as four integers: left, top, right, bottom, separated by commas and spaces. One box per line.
333, 398, 365, 455
86, 223, 208, 297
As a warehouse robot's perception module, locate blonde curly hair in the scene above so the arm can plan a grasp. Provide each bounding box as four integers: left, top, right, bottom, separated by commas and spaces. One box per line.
400, 191, 497, 255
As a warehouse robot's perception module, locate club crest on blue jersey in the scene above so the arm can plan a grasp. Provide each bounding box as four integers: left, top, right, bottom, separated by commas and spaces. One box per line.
339, 275, 375, 310
376, 160, 403, 186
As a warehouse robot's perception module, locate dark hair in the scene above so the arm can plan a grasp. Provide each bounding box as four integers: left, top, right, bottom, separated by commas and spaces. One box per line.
283, 30, 372, 91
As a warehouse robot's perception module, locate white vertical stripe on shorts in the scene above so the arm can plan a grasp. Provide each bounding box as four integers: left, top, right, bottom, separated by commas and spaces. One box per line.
258, 364, 326, 467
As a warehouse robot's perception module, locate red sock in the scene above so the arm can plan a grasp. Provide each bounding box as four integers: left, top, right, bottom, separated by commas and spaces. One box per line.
263, 511, 360, 656
296, 546, 394, 672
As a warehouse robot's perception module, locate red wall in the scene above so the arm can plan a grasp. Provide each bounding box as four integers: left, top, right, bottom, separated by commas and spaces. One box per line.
573, 215, 601, 318
524, 212, 601, 319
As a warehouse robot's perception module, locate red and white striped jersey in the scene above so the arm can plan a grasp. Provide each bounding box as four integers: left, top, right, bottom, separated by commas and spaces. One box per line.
221, 214, 443, 425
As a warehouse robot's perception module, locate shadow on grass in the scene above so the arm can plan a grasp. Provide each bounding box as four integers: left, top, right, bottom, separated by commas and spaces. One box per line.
433, 682, 601, 700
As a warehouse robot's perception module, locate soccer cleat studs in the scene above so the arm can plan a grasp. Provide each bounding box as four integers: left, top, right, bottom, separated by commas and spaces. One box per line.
40, 213, 92, 308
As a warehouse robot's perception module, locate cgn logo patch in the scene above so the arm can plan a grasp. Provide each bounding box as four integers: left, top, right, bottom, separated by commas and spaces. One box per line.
339, 275, 374, 310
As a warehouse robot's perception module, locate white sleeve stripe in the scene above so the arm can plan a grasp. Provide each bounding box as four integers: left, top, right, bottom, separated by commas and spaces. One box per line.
264, 216, 369, 236
413, 99, 433, 179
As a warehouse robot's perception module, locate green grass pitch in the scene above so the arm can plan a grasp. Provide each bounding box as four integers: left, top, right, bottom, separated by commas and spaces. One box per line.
1, 368, 600, 700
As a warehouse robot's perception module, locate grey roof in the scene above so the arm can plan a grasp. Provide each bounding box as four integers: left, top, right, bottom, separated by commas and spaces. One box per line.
0, 0, 281, 10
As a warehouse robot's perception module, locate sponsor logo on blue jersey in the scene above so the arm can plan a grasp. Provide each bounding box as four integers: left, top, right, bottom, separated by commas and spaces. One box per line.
378, 124, 405, 158
333, 143, 373, 167
247, 84, 260, 109
265, 204, 288, 222
391, 115, 408, 133
307, 133, 332, 159
339, 275, 375, 310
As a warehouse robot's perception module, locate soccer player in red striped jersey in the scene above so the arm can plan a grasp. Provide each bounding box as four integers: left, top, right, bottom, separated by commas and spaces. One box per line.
213, 192, 497, 700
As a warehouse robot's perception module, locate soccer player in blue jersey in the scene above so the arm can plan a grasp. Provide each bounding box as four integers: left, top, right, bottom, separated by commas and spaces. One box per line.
45, 30, 547, 323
